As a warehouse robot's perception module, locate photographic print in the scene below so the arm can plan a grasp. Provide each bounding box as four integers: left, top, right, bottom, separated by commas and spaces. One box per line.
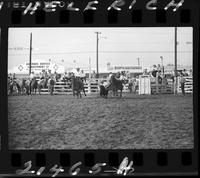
8, 27, 193, 149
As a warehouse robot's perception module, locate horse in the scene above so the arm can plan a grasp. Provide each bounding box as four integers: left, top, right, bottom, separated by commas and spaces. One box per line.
20, 78, 31, 95
8, 79, 21, 95
30, 78, 38, 94
109, 75, 124, 97
38, 78, 48, 95
47, 78, 55, 95
71, 76, 86, 98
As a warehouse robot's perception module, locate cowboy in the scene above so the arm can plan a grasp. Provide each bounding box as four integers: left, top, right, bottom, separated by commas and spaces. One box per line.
80, 69, 86, 83
182, 69, 188, 76
29, 71, 35, 80
73, 68, 82, 78
104, 72, 113, 89
40, 70, 46, 79
180, 74, 186, 95
119, 71, 127, 81
48, 70, 53, 78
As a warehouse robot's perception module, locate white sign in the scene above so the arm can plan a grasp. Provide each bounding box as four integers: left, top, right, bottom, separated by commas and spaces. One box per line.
10, 60, 65, 74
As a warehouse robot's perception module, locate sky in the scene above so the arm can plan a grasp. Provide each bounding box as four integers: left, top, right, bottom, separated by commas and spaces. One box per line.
8, 27, 193, 71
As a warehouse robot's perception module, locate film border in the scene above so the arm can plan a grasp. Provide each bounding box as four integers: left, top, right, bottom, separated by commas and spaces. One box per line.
0, 0, 198, 176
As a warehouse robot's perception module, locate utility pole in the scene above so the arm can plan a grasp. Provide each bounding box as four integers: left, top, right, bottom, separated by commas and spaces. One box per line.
88, 58, 91, 93
174, 27, 178, 94
137, 58, 140, 66
29, 33, 32, 75
160, 56, 164, 75
95, 32, 101, 78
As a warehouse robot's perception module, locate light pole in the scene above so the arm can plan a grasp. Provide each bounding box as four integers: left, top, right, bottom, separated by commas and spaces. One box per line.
95, 32, 101, 78
29, 33, 32, 75
95, 32, 107, 78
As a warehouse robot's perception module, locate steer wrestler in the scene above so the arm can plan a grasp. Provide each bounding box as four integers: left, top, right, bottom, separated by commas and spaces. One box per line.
99, 81, 109, 98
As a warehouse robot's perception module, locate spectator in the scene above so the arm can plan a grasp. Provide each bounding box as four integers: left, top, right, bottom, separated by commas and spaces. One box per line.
182, 69, 188, 76
13, 73, 16, 80
189, 69, 193, 76
143, 69, 148, 75
180, 75, 186, 95
92, 71, 96, 78
8, 73, 12, 80
156, 71, 162, 84
135, 76, 139, 94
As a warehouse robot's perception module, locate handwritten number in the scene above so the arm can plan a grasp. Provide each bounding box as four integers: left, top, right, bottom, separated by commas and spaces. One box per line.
36, 167, 46, 176
117, 157, 134, 175
16, 161, 35, 175
50, 165, 64, 177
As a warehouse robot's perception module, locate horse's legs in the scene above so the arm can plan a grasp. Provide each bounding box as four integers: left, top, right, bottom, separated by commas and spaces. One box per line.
29, 84, 32, 95
82, 87, 87, 96
38, 86, 41, 95
27, 88, 29, 95
116, 90, 119, 96
120, 90, 122, 98
10, 85, 13, 95
51, 86, 54, 95
16, 84, 20, 94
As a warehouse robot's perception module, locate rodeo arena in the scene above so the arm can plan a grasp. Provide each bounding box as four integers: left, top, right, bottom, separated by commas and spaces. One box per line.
8, 59, 193, 149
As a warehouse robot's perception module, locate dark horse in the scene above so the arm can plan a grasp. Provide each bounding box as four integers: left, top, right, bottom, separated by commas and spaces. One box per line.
109, 75, 124, 97
71, 76, 86, 98
30, 78, 38, 94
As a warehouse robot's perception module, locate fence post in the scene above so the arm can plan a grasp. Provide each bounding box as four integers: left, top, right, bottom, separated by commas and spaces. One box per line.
88, 79, 91, 94
156, 76, 159, 94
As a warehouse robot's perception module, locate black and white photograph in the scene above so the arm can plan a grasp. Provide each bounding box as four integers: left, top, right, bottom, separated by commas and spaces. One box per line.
8, 27, 193, 149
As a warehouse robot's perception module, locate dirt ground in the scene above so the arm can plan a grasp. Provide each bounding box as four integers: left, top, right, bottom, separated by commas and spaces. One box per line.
8, 93, 193, 149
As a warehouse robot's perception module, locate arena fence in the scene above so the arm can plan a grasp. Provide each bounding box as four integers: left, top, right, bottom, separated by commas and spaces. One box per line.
9, 76, 193, 95
40, 78, 131, 95
40, 76, 192, 95
177, 76, 193, 94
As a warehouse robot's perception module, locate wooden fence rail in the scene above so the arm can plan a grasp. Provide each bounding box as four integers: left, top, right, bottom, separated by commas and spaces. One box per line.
40, 76, 193, 95
9, 76, 193, 95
